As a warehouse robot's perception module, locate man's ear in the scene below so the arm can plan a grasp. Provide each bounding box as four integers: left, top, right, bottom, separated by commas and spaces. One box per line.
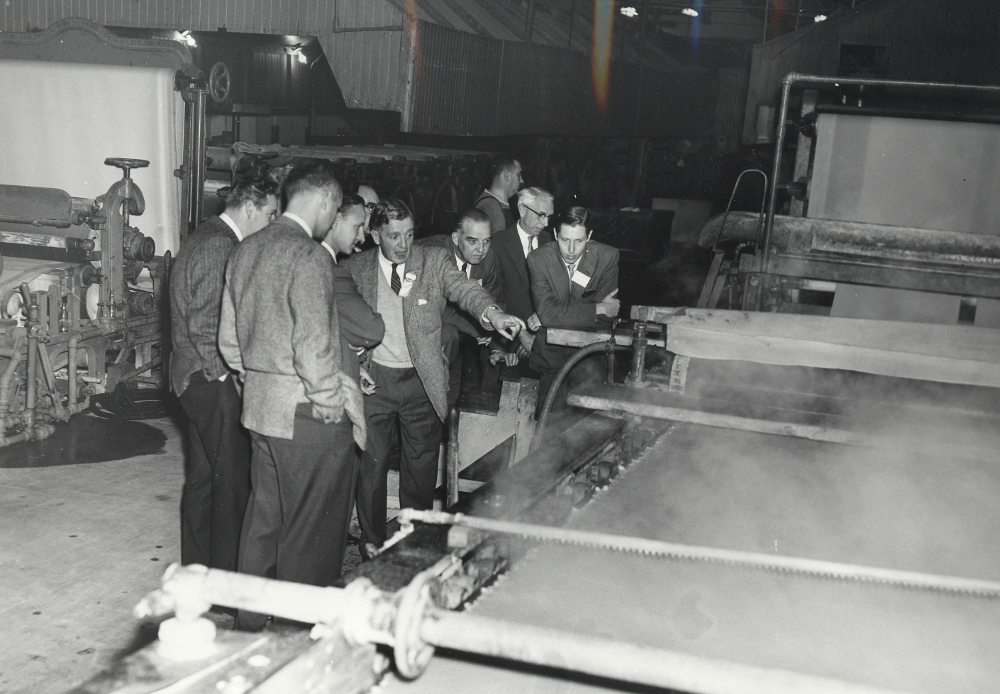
451, 230, 461, 247
371, 228, 382, 246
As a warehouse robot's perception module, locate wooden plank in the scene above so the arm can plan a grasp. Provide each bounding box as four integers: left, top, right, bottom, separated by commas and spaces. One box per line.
569, 384, 999, 463
546, 328, 665, 349
630, 307, 1000, 387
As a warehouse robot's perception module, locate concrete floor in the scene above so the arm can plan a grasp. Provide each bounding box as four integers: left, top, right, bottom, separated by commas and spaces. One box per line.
0, 412, 363, 694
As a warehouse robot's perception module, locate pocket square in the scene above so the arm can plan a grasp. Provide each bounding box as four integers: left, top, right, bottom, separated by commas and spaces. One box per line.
417, 298, 428, 305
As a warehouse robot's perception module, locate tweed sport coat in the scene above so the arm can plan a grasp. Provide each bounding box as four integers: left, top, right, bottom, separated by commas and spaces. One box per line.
491, 222, 554, 321
219, 216, 365, 446
169, 215, 240, 396
417, 234, 504, 338
342, 243, 497, 422
527, 239, 619, 372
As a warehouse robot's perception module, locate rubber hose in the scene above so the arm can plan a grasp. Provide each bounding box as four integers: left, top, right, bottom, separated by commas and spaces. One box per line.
530, 341, 627, 453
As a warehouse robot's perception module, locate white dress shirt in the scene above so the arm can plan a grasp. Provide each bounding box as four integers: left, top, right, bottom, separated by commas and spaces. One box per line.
377, 250, 404, 287
218, 212, 243, 241
282, 212, 312, 237
455, 252, 471, 278
321, 240, 338, 264
516, 222, 538, 258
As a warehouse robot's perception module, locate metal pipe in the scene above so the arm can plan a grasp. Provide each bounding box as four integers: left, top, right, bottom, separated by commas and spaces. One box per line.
36, 343, 65, 420
67, 332, 81, 409
141, 565, 914, 694
191, 88, 208, 227
0, 336, 24, 428
421, 610, 902, 694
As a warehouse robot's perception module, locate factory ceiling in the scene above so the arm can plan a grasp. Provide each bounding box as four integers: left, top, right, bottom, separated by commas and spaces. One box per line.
381, 0, 878, 69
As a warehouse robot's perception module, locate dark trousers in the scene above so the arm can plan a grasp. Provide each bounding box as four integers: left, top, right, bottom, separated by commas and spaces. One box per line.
234, 404, 357, 630
178, 373, 251, 571
358, 362, 442, 547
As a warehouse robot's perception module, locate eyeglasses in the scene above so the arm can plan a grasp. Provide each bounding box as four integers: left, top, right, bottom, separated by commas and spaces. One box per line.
523, 205, 551, 221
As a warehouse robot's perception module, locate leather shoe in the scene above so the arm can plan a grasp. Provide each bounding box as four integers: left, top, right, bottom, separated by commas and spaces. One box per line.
359, 541, 380, 562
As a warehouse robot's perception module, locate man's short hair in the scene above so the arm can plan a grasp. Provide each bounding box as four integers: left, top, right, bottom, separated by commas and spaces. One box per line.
454, 208, 490, 233
491, 156, 518, 183
554, 205, 589, 231
370, 198, 413, 232
284, 160, 342, 202
339, 193, 366, 215
224, 174, 280, 210
517, 186, 554, 209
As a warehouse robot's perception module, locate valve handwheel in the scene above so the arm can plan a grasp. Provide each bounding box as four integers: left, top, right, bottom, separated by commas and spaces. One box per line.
105, 158, 150, 180
208, 62, 231, 104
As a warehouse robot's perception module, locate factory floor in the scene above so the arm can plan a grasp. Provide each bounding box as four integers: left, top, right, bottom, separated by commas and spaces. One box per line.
0, 411, 364, 694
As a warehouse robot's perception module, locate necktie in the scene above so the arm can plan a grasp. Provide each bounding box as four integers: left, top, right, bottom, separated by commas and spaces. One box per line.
461, 262, 468, 277
528, 236, 536, 254
391, 263, 402, 295
567, 263, 575, 279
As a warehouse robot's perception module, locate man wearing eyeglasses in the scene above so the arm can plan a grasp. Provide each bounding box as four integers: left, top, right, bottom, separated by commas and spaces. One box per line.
491, 187, 555, 358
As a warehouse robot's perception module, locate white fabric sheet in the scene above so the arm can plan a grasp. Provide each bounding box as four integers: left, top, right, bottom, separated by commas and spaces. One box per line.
0, 59, 183, 255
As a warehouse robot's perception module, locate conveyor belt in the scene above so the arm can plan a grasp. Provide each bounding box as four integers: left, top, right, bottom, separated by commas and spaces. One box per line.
379, 423, 1000, 694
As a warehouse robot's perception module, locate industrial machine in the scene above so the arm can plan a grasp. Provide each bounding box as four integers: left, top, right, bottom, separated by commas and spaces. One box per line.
70, 73, 1000, 694
0, 19, 210, 446
696, 74, 1000, 326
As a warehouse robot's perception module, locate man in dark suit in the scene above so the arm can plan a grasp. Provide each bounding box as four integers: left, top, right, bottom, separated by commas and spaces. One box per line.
527, 206, 620, 412
419, 208, 516, 405
219, 161, 366, 630
170, 174, 279, 573
320, 193, 385, 387
491, 187, 555, 359
343, 200, 525, 553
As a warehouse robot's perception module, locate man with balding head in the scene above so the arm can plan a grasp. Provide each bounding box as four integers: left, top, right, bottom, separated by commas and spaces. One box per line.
219, 160, 365, 628
491, 186, 555, 357
476, 156, 522, 233
419, 208, 515, 405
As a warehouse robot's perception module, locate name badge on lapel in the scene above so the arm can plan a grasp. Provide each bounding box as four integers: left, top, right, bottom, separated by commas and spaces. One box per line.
571, 270, 591, 288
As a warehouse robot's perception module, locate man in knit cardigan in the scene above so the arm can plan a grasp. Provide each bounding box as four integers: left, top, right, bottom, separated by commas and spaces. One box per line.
343, 199, 525, 556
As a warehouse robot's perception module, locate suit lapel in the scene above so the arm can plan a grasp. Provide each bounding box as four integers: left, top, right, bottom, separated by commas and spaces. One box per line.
363, 250, 379, 308
402, 244, 421, 324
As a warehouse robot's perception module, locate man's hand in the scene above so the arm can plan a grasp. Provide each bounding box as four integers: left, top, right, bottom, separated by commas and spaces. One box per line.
490, 350, 519, 366
596, 288, 621, 318
359, 367, 377, 396
485, 306, 526, 341
476, 336, 493, 346
517, 330, 535, 355
527, 313, 541, 331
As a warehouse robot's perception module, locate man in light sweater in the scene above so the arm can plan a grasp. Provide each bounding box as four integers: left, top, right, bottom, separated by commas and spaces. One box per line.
343, 199, 525, 556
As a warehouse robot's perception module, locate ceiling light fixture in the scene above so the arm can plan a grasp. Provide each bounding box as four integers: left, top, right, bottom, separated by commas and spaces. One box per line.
682, 7, 699, 17
814, 14, 827, 22
620, 6, 638, 17
176, 30, 196, 47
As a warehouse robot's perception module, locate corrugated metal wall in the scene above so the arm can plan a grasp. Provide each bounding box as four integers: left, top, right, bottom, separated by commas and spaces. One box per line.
1, 0, 411, 112
3, 0, 708, 139
410, 21, 710, 138
742, 0, 1000, 143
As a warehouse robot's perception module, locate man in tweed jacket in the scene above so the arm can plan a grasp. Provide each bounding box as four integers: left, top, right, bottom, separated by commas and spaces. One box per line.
343, 199, 525, 553
170, 174, 279, 573
219, 161, 365, 629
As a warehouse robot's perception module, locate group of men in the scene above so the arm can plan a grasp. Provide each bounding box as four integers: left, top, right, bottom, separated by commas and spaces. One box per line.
169, 156, 619, 629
